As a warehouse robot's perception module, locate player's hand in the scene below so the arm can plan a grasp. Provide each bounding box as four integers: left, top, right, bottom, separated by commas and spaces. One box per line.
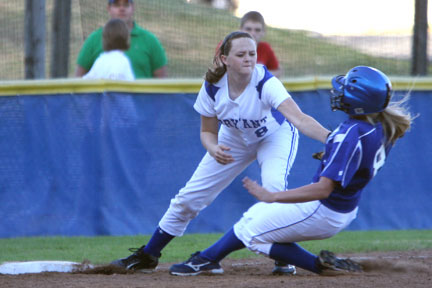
209, 144, 234, 165
242, 177, 275, 203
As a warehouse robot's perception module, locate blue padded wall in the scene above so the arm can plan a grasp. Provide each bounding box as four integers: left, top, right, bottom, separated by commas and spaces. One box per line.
0, 90, 430, 237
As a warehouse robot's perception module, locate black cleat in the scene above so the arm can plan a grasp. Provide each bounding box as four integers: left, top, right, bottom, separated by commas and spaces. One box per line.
169, 251, 224, 276
272, 261, 297, 275
110, 245, 159, 273
317, 250, 363, 276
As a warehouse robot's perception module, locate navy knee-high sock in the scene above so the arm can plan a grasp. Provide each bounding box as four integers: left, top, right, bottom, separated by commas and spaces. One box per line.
269, 242, 319, 274
143, 227, 175, 257
200, 228, 245, 262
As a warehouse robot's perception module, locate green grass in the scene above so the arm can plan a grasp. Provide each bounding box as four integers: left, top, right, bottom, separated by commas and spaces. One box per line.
1, 230, 431, 265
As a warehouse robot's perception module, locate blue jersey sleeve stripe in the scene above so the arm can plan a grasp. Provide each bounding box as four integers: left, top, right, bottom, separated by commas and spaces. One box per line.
255, 66, 274, 100
255, 66, 286, 125
321, 124, 357, 177
271, 108, 286, 125
339, 127, 378, 186
359, 127, 377, 139
284, 127, 299, 190
204, 81, 219, 101
341, 142, 362, 187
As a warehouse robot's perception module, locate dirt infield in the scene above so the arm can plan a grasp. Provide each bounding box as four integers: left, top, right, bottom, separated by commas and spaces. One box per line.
1, 250, 431, 288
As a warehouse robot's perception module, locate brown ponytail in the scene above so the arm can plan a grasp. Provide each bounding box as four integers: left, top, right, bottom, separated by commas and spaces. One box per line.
205, 31, 253, 84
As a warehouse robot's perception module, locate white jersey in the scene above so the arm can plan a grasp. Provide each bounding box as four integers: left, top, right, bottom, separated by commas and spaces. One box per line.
83, 50, 135, 81
159, 65, 299, 237
194, 64, 291, 145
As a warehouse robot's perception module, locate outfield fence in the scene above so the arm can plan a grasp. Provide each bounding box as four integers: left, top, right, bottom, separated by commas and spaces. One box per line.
0, 78, 431, 238
1, 0, 431, 80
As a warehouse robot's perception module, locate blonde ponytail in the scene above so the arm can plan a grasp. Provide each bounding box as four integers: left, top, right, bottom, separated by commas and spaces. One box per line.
360, 94, 417, 144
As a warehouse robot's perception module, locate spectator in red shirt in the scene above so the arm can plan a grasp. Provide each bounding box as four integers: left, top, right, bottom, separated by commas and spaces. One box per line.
240, 11, 282, 77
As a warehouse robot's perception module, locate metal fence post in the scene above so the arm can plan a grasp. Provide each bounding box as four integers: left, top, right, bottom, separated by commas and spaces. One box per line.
411, 0, 429, 76
24, 0, 46, 79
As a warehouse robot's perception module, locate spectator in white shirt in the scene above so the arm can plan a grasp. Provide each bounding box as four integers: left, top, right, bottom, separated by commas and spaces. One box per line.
83, 18, 135, 81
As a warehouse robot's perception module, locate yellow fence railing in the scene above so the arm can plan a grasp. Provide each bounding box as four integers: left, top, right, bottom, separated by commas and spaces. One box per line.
1, 77, 432, 96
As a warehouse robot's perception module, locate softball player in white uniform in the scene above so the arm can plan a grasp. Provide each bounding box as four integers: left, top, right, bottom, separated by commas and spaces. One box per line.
159, 63, 299, 236
111, 31, 330, 273
169, 66, 414, 276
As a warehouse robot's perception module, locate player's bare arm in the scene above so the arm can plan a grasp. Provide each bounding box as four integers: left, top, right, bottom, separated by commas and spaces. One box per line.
243, 176, 334, 203
200, 115, 234, 165
277, 98, 330, 143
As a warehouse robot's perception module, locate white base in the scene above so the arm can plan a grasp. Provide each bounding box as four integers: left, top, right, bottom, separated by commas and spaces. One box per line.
0, 261, 92, 275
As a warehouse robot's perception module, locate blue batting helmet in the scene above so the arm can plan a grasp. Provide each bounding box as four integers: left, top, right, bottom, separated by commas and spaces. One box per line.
330, 66, 392, 115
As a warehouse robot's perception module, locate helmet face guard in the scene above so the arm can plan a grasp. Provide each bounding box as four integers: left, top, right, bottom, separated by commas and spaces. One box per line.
330, 75, 346, 112
330, 66, 392, 115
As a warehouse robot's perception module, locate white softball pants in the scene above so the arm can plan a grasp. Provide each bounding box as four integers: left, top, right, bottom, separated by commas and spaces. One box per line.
159, 122, 299, 236
233, 200, 358, 256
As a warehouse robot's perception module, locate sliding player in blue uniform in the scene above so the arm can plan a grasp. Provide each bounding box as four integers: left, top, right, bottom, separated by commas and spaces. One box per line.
169, 66, 415, 276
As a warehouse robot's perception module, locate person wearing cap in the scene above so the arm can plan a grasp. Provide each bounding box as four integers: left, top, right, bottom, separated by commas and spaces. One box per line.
75, 0, 167, 78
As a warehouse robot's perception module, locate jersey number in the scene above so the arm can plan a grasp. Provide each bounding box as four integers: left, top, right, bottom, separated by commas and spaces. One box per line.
372, 144, 386, 177
255, 126, 268, 138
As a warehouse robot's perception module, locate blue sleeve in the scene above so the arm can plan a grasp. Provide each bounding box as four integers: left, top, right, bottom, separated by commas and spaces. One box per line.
320, 130, 362, 188
193, 82, 217, 117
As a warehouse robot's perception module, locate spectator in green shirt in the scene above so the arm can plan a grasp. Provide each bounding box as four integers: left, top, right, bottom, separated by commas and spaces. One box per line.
75, 0, 167, 78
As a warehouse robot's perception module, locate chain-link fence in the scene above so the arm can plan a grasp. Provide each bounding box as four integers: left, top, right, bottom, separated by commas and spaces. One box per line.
0, 0, 430, 80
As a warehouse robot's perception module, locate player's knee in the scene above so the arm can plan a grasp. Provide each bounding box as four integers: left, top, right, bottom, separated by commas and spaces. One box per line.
247, 242, 272, 256
261, 174, 286, 192
169, 197, 205, 220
